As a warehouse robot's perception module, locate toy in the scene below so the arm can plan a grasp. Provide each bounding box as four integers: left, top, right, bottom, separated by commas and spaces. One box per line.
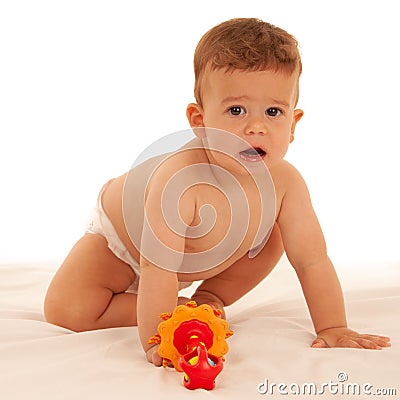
148, 301, 233, 390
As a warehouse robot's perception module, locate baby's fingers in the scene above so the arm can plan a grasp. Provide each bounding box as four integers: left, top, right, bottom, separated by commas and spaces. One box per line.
335, 337, 364, 349
357, 334, 391, 348
150, 350, 163, 366
312, 328, 391, 350
338, 335, 390, 350
146, 345, 163, 366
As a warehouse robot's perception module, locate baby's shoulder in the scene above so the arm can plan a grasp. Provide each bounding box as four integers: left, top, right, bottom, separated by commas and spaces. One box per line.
147, 148, 200, 184
270, 160, 306, 188
143, 147, 206, 210
143, 149, 199, 226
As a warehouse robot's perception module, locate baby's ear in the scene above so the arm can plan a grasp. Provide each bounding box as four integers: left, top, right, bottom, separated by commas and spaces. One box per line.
290, 109, 304, 142
186, 103, 205, 137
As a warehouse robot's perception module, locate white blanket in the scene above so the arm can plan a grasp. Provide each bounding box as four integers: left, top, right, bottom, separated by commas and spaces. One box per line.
1, 258, 399, 399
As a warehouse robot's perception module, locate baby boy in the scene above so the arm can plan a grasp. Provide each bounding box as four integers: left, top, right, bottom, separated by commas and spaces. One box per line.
44, 18, 390, 365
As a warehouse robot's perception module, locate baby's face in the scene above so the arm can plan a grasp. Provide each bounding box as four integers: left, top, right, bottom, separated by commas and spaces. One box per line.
199, 68, 303, 170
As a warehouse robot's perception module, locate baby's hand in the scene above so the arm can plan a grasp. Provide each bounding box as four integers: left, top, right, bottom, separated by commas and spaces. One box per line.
177, 296, 191, 306
146, 345, 163, 366
207, 301, 226, 319
311, 327, 391, 350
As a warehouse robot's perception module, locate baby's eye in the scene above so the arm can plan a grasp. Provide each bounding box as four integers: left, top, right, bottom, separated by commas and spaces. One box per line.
229, 106, 245, 116
265, 107, 281, 117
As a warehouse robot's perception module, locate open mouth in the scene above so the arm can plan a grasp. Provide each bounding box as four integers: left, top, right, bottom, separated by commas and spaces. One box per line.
239, 147, 266, 162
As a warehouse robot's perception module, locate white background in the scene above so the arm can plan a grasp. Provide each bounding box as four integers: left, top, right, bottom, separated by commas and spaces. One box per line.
1, 0, 399, 265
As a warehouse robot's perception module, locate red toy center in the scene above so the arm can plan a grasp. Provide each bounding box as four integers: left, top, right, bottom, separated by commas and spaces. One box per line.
173, 320, 214, 354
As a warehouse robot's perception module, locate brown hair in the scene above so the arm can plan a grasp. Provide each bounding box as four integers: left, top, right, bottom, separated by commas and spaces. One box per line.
193, 18, 302, 106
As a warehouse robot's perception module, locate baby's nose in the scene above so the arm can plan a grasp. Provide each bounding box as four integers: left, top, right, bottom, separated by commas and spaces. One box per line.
245, 118, 267, 135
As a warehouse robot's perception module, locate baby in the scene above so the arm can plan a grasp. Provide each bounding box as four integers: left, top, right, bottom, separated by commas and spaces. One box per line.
44, 18, 390, 365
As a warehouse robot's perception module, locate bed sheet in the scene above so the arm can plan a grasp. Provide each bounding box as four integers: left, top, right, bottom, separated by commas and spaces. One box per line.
0, 258, 399, 399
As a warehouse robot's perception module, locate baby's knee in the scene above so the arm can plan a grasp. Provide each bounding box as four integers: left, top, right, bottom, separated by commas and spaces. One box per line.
44, 294, 92, 332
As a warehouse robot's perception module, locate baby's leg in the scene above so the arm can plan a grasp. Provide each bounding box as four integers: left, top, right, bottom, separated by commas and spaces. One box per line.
44, 233, 137, 331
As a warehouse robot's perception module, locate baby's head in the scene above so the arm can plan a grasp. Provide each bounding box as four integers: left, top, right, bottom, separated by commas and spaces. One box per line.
193, 18, 302, 108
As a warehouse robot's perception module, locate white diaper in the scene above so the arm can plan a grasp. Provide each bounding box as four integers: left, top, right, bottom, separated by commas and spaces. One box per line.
85, 180, 192, 294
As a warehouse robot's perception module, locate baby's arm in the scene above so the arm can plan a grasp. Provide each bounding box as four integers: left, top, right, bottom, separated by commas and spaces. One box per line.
277, 164, 390, 349
138, 167, 197, 365
138, 261, 179, 365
